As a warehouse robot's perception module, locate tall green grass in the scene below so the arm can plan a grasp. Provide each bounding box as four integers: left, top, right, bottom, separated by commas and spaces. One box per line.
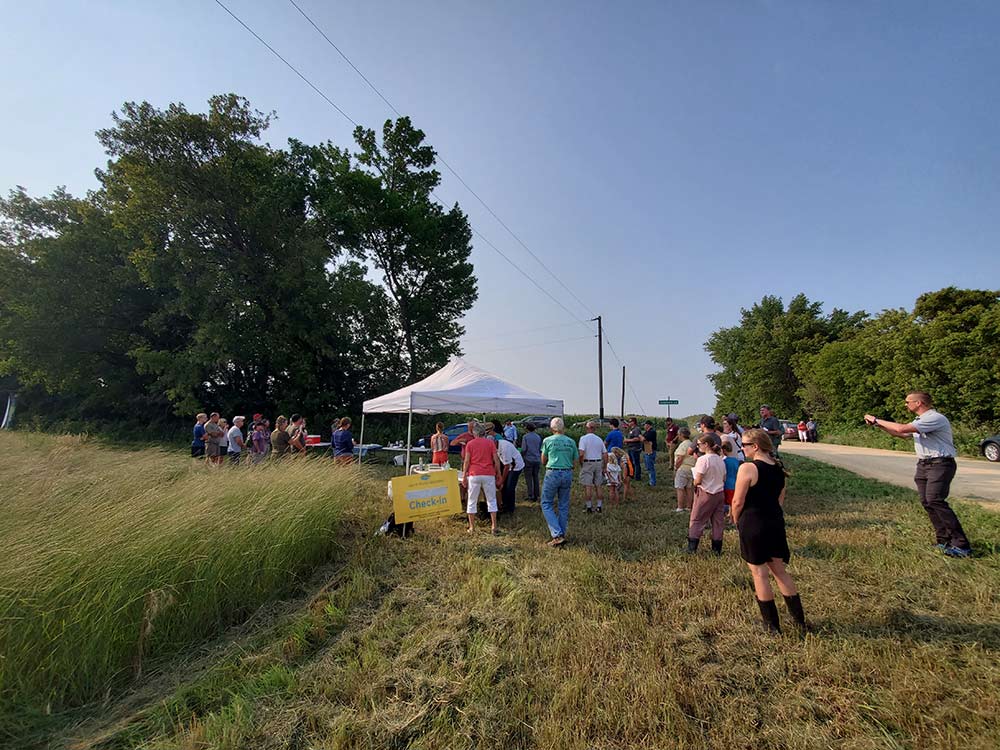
0, 432, 372, 733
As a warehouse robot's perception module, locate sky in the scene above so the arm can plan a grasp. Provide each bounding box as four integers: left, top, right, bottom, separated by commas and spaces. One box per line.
3, 0, 999, 416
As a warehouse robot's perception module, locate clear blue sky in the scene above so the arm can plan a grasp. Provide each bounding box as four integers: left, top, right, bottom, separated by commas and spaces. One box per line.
3, 1, 999, 416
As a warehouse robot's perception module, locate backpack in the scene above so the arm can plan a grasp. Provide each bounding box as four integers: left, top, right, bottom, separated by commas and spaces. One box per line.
377, 512, 414, 538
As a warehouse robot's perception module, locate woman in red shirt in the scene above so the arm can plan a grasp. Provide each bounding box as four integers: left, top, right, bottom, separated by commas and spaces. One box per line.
461, 423, 502, 535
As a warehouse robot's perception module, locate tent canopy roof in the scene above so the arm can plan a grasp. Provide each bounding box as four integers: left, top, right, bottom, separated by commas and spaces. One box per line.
362, 358, 564, 416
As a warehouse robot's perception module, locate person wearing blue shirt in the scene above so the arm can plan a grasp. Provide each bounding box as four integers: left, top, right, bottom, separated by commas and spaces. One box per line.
503, 420, 518, 444
605, 418, 624, 451
191, 412, 207, 458
332, 417, 356, 464
722, 440, 741, 520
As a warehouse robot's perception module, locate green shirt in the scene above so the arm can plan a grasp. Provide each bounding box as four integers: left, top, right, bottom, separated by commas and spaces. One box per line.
541, 433, 578, 470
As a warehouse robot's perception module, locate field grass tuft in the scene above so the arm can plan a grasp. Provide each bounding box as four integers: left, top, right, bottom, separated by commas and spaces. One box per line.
0, 432, 372, 739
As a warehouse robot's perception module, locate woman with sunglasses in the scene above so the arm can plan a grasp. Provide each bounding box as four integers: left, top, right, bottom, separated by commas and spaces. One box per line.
730, 428, 808, 633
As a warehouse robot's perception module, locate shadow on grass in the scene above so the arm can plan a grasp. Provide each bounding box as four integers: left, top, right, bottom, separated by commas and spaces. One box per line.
828, 608, 1000, 650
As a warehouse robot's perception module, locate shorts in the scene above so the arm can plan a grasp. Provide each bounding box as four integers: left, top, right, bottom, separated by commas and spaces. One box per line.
724, 488, 735, 503
580, 461, 603, 486
432, 450, 450, 465
228, 451, 242, 464
466, 474, 498, 514
674, 467, 693, 489
191, 445, 205, 458
207, 443, 221, 458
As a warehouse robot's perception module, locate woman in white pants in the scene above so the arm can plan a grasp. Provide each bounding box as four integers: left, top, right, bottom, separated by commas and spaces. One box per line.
461, 423, 503, 535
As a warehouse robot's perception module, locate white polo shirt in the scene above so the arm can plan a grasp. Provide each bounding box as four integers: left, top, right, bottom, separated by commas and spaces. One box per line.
497, 439, 525, 471
578, 433, 607, 461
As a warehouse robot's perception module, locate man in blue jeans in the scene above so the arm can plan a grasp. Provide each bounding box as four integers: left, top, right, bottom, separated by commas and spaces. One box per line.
642, 420, 658, 487
539, 417, 580, 546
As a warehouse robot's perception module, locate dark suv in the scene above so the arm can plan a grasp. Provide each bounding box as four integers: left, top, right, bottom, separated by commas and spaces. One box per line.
514, 415, 555, 430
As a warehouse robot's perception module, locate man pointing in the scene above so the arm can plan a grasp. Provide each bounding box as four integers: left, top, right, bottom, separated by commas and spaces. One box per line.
865, 391, 972, 558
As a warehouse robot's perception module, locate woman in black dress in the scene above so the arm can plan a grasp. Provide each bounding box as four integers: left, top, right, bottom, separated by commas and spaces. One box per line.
730, 428, 807, 633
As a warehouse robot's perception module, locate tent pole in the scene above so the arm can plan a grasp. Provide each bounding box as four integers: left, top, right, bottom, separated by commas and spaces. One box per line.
358, 413, 366, 465
405, 394, 413, 473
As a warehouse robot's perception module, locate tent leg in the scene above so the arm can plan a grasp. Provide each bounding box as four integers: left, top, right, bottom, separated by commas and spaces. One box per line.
405, 407, 413, 473
358, 413, 366, 465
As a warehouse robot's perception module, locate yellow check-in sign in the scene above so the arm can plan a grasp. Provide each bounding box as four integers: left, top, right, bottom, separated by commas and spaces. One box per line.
391, 469, 462, 523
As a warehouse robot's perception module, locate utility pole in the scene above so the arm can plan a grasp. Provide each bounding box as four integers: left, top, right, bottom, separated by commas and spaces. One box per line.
621, 365, 626, 418
592, 316, 604, 421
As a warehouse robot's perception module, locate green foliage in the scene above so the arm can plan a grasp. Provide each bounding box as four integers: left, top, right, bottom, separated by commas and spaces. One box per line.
307, 116, 478, 382
0, 188, 171, 423
0, 431, 374, 732
708, 288, 1000, 434
0, 96, 474, 431
705, 293, 865, 419
795, 288, 1000, 429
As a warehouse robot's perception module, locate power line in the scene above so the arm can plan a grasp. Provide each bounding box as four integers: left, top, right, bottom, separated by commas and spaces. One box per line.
214, 0, 639, 411
461, 320, 584, 343
212, 0, 591, 330
464, 334, 595, 357
284, 0, 597, 321
212, 0, 356, 127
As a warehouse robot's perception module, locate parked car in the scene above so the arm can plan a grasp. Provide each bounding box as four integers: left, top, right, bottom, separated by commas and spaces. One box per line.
779, 420, 798, 441
514, 415, 557, 430
980, 434, 1000, 462
417, 422, 469, 454
570, 417, 616, 429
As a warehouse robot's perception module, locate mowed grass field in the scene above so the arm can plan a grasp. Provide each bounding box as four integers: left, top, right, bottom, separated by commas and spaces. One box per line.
3, 434, 1000, 749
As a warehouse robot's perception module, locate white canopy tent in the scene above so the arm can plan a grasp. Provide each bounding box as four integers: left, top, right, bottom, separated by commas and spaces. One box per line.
360, 358, 564, 469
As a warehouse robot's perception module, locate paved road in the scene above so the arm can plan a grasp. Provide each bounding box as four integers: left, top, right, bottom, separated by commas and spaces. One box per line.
781, 441, 1000, 507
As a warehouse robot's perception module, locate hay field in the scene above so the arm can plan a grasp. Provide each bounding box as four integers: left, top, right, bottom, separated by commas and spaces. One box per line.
3, 434, 1000, 749
0, 432, 370, 740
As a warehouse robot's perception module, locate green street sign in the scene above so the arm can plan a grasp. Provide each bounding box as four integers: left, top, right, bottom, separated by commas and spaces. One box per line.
658, 399, 679, 405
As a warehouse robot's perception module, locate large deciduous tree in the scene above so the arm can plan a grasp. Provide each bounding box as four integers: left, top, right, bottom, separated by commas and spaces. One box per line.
95, 95, 399, 418
705, 294, 865, 419
796, 288, 1000, 426
1, 95, 466, 431
308, 117, 477, 383
0, 187, 169, 424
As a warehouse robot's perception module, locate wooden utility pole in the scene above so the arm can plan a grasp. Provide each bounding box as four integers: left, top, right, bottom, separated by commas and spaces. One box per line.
621, 365, 626, 418
592, 316, 604, 420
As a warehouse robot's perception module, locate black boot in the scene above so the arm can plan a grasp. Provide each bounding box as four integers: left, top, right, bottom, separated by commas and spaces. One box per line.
783, 593, 809, 631
711, 539, 723, 556
756, 598, 781, 633
686, 537, 700, 554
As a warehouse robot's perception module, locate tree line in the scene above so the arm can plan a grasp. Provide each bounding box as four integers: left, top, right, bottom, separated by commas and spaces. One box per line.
0, 95, 476, 435
705, 288, 1000, 430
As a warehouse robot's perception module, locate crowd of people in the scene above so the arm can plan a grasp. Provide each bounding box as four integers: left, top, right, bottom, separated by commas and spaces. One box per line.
191, 390, 972, 633
191, 412, 362, 466
436, 410, 805, 632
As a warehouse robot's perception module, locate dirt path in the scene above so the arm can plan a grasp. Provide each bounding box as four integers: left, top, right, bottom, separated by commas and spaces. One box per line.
781, 442, 1000, 507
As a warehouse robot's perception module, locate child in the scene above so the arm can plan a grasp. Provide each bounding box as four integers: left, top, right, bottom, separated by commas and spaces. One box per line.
722, 440, 741, 522
613, 448, 633, 501
605, 451, 622, 506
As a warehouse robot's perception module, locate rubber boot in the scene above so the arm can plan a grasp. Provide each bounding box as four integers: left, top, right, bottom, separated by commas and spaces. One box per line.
711, 539, 723, 556
686, 537, 700, 554
756, 598, 781, 634
783, 593, 808, 631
